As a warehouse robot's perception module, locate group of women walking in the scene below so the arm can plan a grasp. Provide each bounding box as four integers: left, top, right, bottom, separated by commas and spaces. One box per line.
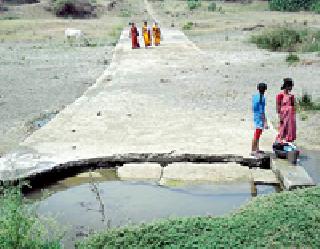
252, 78, 296, 155
130, 21, 161, 49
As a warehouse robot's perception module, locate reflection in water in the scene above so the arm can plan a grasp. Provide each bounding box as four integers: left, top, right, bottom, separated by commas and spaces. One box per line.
88, 173, 107, 225
23, 151, 319, 248
32, 112, 57, 129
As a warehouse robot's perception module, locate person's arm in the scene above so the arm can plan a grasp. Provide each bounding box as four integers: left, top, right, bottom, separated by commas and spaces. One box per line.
262, 97, 268, 129
252, 96, 255, 114
291, 95, 295, 106
276, 93, 283, 114
263, 113, 269, 129
276, 93, 284, 125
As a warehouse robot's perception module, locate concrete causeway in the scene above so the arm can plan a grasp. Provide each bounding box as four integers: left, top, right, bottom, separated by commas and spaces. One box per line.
0, 27, 277, 181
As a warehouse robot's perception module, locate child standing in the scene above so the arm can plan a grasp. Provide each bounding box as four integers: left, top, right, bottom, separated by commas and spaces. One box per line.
252, 83, 268, 155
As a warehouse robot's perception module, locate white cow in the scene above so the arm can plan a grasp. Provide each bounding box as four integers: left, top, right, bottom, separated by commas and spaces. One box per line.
65, 28, 83, 38
65, 28, 84, 46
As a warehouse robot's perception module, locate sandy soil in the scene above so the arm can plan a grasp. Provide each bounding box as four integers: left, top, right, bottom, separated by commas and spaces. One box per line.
0, 0, 146, 155
149, 0, 320, 150
0, 42, 113, 154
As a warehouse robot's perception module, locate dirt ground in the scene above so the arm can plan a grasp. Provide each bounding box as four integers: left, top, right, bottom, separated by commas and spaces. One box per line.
0, 0, 146, 155
0, 0, 320, 156
148, 0, 320, 150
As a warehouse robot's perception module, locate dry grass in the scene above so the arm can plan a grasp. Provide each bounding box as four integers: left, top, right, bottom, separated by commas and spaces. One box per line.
149, 0, 320, 34
0, 18, 127, 43
0, 0, 144, 43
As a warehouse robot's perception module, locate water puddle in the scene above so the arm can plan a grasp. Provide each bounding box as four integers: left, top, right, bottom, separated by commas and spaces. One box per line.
22, 149, 320, 248
299, 150, 320, 184
27, 111, 58, 132
26, 168, 276, 248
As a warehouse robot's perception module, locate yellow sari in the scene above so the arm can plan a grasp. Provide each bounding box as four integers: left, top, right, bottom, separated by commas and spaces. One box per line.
153, 25, 161, 46
142, 25, 151, 47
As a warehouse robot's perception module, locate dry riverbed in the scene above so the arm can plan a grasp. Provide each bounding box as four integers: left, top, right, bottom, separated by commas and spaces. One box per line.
0, 0, 146, 155
0, 42, 113, 154
149, 0, 320, 150
1, 0, 320, 156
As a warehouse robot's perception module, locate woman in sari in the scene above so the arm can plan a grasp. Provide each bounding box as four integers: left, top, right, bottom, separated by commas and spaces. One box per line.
152, 22, 161, 46
276, 78, 296, 143
130, 22, 140, 49
142, 21, 151, 48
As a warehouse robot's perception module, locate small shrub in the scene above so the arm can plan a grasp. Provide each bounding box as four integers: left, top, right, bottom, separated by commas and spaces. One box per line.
183, 21, 194, 30
218, 6, 224, 13
300, 29, 319, 51
251, 28, 301, 51
120, 8, 131, 17
208, 2, 216, 11
300, 113, 308, 120
252, 27, 320, 52
187, 0, 201, 10
297, 92, 320, 111
269, 0, 316, 12
0, 15, 20, 20
303, 41, 320, 52
52, 0, 96, 18
0, 185, 63, 249
311, 1, 320, 13
286, 53, 299, 63
82, 38, 98, 47
4, 0, 39, 3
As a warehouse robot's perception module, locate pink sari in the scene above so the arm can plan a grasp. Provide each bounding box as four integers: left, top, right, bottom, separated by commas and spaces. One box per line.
276, 92, 296, 142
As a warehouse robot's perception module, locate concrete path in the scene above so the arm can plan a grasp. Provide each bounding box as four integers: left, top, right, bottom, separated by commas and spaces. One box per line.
272, 160, 315, 190
0, 26, 276, 181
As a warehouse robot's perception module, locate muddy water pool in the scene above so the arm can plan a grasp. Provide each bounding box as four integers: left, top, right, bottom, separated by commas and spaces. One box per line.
25, 149, 319, 247
26, 169, 276, 247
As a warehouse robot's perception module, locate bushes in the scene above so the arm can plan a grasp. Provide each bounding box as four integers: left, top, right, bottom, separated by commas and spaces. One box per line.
297, 92, 320, 111
0, 15, 20, 20
269, 0, 319, 12
187, 0, 201, 10
0, 185, 62, 249
208, 2, 216, 11
286, 53, 300, 63
251, 27, 320, 52
52, 0, 97, 18
311, 1, 320, 13
303, 41, 320, 52
4, 0, 39, 3
251, 28, 302, 51
301, 29, 320, 51
77, 186, 320, 248
183, 21, 194, 30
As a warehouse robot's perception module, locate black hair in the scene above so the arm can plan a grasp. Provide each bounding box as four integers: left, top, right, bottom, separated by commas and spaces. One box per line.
257, 82, 267, 104
281, 78, 294, 90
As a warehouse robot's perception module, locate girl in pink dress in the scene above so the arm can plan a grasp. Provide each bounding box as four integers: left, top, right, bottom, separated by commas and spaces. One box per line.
276, 78, 296, 143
